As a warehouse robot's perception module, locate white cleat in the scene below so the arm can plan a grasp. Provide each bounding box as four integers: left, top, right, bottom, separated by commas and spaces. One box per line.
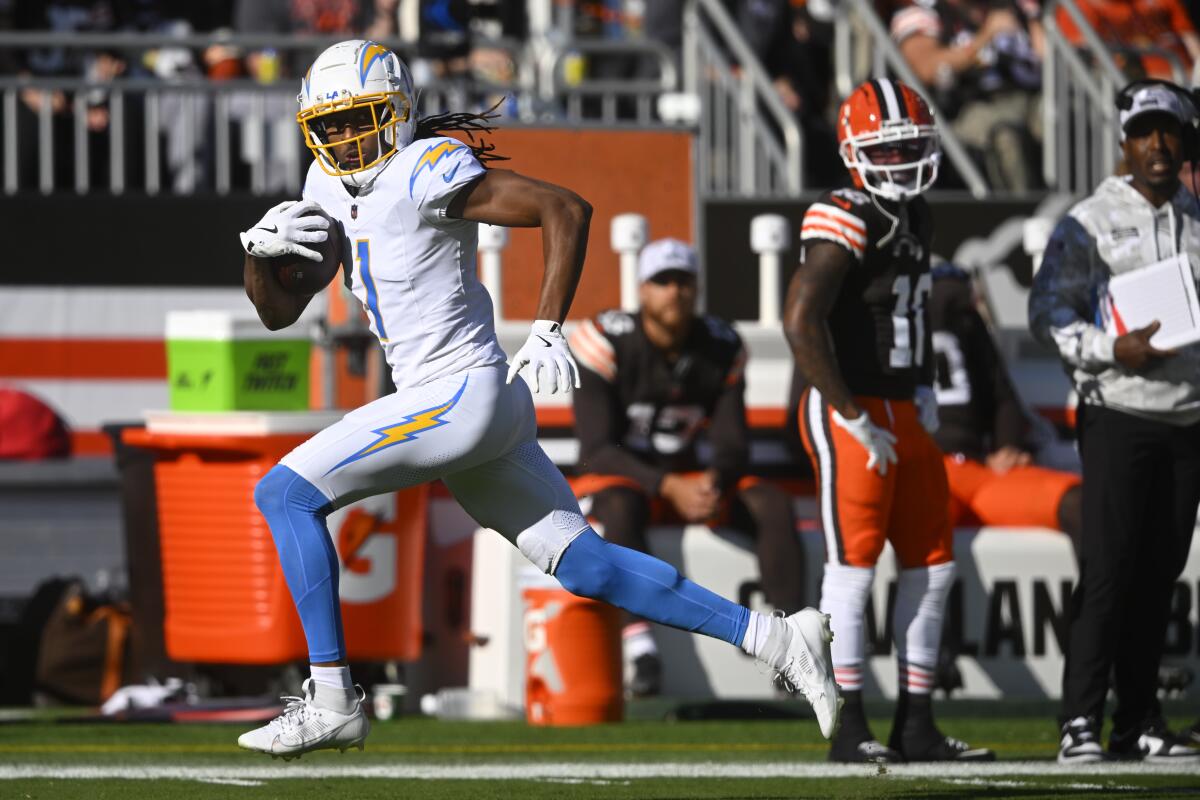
237, 679, 370, 760
762, 608, 843, 740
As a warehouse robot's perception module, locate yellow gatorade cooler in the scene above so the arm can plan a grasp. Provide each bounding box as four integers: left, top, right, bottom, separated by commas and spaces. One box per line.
522, 584, 623, 725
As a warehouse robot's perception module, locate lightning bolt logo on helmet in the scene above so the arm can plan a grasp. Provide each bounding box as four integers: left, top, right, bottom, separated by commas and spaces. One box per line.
297, 40, 416, 188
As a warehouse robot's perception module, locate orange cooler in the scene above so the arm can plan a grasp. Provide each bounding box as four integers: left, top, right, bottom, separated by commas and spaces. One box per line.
124, 415, 424, 665
522, 586, 623, 725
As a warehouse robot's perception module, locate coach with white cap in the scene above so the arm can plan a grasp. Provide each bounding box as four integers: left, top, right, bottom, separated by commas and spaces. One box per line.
1030, 80, 1200, 764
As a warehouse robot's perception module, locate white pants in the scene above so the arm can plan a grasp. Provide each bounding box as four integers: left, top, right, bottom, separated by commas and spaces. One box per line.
281, 364, 588, 572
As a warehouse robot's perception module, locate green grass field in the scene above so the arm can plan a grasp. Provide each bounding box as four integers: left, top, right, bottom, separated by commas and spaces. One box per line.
3, 703, 1200, 799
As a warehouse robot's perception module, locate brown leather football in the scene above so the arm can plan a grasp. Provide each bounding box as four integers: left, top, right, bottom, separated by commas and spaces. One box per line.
271, 206, 341, 296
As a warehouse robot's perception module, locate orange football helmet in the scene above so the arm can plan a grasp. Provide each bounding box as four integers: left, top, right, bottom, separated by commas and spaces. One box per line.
837, 78, 941, 201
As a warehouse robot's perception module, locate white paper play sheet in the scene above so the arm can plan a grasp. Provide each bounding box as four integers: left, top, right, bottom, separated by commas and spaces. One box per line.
1108, 253, 1200, 349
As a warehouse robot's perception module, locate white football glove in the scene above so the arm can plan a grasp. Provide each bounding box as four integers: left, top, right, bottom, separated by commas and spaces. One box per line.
239, 200, 330, 262
832, 409, 898, 477
506, 320, 580, 395
914, 385, 940, 434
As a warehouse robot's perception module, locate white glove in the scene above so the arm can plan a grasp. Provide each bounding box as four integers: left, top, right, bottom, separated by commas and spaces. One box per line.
832, 409, 898, 476
239, 200, 330, 262
506, 320, 580, 395
914, 385, 940, 434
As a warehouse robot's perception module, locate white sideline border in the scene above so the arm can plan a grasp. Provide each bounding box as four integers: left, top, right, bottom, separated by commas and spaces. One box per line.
3, 761, 1199, 781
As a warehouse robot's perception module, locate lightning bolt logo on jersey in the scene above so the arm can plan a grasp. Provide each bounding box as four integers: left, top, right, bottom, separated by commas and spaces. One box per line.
301, 134, 507, 391
409, 140, 467, 197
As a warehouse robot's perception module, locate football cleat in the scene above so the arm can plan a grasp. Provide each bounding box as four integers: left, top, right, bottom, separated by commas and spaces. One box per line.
238, 679, 370, 760
1058, 716, 1107, 764
829, 736, 903, 764
760, 609, 843, 739
894, 733, 995, 762
1109, 719, 1200, 763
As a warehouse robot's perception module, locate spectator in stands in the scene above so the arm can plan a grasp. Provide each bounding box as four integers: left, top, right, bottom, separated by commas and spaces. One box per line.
568, 239, 805, 697
1030, 81, 1200, 764
1056, 0, 1200, 83
231, 0, 372, 191
10, 0, 120, 190
892, 0, 1044, 193
930, 261, 1082, 551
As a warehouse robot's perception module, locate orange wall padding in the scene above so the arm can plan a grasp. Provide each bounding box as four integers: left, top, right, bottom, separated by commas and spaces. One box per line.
476, 128, 694, 319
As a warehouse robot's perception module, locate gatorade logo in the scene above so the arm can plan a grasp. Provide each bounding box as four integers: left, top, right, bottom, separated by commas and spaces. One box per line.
332, 500, 397, 604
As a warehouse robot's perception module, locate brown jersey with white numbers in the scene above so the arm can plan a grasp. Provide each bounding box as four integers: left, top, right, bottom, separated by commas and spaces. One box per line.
799, 187, 935, 399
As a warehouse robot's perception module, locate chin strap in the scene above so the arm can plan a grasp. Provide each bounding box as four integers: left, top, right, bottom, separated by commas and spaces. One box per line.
870, 191, 902, 247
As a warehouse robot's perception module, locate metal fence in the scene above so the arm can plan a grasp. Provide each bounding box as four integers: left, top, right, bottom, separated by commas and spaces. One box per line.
0, 30, 680, 196
831, 0, 990, 198
683, 0, 802, 198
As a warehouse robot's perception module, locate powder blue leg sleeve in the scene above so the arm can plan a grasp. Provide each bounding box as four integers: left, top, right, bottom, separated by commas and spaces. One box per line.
554, 528, 750, 646
253, 465, 345, 663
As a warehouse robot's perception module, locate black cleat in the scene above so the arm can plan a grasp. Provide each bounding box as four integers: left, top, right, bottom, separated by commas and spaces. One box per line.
893, 733, 995, 762
829, 736, 903, 764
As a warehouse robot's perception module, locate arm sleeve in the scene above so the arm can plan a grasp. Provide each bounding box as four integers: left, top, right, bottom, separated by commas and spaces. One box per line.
573, 364, 666, 494
1028, 215, 1117, 372
411, 138, 487, 225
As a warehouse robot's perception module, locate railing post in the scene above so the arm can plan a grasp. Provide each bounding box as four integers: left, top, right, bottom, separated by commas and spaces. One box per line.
478, 223, 508, 321
611, 213, 648, 312
751, 214, 790, 325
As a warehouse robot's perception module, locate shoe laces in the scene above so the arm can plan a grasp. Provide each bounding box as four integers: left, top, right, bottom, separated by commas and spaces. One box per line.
273, 693, 313, 734
944, 736, 970, 752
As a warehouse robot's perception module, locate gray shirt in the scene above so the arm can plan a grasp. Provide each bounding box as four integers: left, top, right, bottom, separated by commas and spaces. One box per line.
1029, 175, 1200, 425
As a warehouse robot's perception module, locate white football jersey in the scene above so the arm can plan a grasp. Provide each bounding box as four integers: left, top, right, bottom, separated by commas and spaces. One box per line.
302, 136, 507, 389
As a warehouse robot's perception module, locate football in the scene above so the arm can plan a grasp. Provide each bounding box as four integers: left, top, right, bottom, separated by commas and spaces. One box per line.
271, 206, 342, 296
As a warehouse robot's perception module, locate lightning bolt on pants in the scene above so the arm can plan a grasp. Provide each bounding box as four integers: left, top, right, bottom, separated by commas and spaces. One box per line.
259, 363, 754, 663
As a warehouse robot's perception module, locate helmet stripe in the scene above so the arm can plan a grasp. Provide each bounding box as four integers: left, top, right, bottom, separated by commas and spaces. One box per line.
889, 79, 911, 120
874, 78, 902, 121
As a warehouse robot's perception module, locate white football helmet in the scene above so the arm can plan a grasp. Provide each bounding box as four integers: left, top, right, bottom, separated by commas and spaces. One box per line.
297, 40, 416, 188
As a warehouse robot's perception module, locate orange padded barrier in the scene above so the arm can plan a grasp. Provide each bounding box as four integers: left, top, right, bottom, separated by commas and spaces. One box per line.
122, 428, 424, 665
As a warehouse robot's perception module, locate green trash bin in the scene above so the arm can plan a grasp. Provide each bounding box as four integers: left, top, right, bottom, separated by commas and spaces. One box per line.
165, 311, 311, 411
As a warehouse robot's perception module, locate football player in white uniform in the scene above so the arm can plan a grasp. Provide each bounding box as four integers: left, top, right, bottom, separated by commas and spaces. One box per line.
236, 40, 842, 759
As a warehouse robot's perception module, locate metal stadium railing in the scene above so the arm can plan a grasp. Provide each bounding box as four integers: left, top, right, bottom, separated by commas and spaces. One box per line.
0, 30, 678, 196
831, 0, 991, 198
684, 0, 802, 198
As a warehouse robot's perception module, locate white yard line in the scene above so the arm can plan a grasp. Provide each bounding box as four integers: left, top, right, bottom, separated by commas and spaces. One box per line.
1, 761, 1198, 781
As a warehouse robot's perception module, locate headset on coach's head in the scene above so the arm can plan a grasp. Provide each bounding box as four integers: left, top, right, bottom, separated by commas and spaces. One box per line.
1115, 78, 1200, 161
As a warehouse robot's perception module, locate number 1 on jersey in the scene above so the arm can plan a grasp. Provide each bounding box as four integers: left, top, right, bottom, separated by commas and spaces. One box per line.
356, 239, 389, 342
889, 273, 931, 368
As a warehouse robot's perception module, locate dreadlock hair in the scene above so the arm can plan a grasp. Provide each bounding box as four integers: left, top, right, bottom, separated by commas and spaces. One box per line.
413, 100, 508, 166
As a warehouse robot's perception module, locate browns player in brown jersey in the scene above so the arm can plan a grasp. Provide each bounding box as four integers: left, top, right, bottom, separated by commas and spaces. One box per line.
784, 78, 993, 764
